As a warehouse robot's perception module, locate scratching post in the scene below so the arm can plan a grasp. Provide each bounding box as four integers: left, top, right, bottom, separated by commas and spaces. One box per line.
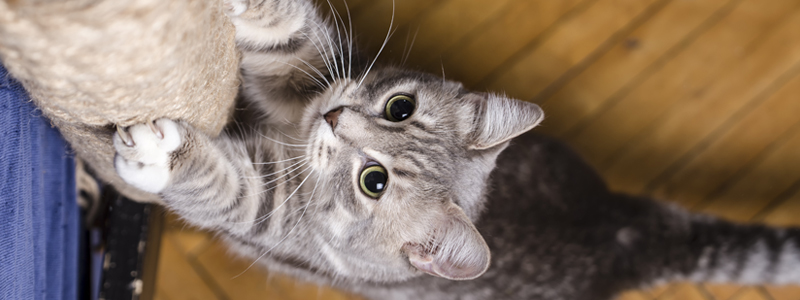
0, 0, 240, 202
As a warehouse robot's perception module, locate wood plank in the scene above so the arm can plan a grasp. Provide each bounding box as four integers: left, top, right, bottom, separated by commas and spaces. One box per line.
616, 290, 651, 300
153, 287, 173, 300
647, 285, 673, 298
538, 0, 735, 136
561, 0, 800, 191
729, 288, 768, 300
479, 0, 663, 101
154, 233, 221, 300
349, 0, 446, 55
656, 283, 708, 300
703, 284, 742, 300
760, 189, 800, 227
163, 211, 212, 255
193, 239, 361, 300
698, 127, 800, 222
422, 0, 588, 87
648, 69, 800, 208
764, 285, 800, 300
601, 7, 800, 195
380, 0, 514, 68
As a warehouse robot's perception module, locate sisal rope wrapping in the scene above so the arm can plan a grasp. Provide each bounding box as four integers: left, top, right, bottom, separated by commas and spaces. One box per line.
0, 0, 240, 202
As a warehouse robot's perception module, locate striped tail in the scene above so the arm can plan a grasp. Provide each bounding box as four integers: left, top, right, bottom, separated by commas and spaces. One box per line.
684, 217, 800, 285
633, 203, 800, 287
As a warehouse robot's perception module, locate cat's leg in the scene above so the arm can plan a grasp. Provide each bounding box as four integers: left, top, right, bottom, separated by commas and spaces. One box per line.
224, 0, 349, 122
113, 119, 262, 234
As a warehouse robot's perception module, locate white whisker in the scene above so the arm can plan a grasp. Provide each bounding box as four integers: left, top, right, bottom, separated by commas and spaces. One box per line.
342, 0, 354, 78
401, 27, 420, 67
319, 18, 342, 81
293, 56, 332, 87
357, 0, 395, 88
273, 60, 327, 89
258, 132, 308, 147
261, 163, 313, 187
302, 24, 335, 80
232, 174, 320, 279
251, 155, 306, 165
274, 128, 307, 142
326, 0, 353, 80
251, 168, 315, 226
308, 19, 339, 81
241, 163, 314, 204
441, 61, 446, 85
245, 158, 308, 179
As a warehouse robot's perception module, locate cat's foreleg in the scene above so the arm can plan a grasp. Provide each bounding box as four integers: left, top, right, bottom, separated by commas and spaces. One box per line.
113, 119, 262, 235
225, 0, 346, 122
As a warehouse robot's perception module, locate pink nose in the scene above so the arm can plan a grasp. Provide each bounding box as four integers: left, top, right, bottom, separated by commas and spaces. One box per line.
324, 107, 343, 129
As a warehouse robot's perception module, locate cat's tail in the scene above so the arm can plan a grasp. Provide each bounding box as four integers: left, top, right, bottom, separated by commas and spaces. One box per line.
626, 199, 800, 287
683, 217, 800, 285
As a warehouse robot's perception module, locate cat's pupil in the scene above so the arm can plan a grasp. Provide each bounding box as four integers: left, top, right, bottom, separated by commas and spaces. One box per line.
389, 99, 414, 121
363, 170, 387, 194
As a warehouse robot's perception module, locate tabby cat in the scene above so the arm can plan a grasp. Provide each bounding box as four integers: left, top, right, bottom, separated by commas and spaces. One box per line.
112, 0, 800, 299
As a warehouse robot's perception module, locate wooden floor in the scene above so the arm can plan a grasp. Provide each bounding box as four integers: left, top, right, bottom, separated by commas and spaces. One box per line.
152, 0, 800, 299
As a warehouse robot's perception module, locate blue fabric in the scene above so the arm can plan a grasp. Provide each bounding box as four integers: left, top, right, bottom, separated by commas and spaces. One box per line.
0, 65, 79, 300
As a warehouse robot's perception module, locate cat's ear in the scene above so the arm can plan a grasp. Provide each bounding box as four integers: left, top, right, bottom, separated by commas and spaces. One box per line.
402, 203, 490, 280
466, 93, 544, 150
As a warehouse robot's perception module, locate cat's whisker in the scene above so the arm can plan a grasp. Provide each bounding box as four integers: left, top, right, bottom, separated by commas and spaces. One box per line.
315, 18, 340, 82
401, 27, 420, 67
253, 171, 319, 225
317, 16, 340, 81
262, 164, 314, 189
273, 60, 328, 89
260, 163, 312, 187
251, 167, 316, 226
318, 18, 343, 81
232, 173, 320, 279
291, 56, 331, 87
251, 155, 306, 165
241, 163, 313, 200
342, 0, 354, 78
326, 0, 350, 80
246, 158, 309, 179
357, 0, 395, 88
298, 25, 332, 81
274, 128, 307, 143
324, 2, 343, 80
257, 132, 309, 148
301, 27, 336, 82
441, 61, 446, 85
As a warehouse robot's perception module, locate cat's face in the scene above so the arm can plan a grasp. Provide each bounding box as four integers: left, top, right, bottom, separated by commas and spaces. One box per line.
299, 68, 543, 283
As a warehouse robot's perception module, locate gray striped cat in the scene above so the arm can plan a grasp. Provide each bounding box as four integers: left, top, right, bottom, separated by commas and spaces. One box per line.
112, 0, 800, 299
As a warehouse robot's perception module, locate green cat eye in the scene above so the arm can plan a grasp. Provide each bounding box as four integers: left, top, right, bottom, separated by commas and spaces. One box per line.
359, 165, 388, 198
384, 94, 416, 122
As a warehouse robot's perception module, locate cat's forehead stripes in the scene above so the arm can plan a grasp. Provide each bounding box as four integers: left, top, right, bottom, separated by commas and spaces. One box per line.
361, 69, 440, 100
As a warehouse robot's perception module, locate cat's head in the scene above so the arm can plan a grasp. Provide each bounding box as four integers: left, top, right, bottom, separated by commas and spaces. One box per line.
300, 68, 543, 282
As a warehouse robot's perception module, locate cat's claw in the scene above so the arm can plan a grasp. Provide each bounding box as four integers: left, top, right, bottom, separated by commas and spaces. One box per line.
224, 0, 248, 17
113, 119, 183, 194
116, 125, 135, 147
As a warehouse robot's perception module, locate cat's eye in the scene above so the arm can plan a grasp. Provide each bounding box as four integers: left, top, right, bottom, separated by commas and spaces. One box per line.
359, 165, 388, 198
385, 94, 416, 122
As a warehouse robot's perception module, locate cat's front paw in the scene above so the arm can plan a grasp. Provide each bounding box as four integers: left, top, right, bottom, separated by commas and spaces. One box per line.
113, 119, 183, 194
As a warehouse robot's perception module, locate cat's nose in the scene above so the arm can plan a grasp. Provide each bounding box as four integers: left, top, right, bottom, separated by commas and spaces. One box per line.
324, 107, 343, 129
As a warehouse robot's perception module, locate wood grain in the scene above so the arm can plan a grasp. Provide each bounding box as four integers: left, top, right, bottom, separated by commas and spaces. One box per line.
152, 1, 800, 299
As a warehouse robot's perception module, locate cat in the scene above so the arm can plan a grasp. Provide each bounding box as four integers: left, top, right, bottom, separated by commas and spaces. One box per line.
111, 0, 800, 299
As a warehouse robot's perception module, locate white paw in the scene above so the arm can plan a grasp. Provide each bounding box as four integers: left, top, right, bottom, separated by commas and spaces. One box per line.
224, 0, 248, 17
113, 119, 183, 194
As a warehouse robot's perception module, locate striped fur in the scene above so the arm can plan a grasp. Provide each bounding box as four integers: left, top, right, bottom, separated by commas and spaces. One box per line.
111, 0, 800, 299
